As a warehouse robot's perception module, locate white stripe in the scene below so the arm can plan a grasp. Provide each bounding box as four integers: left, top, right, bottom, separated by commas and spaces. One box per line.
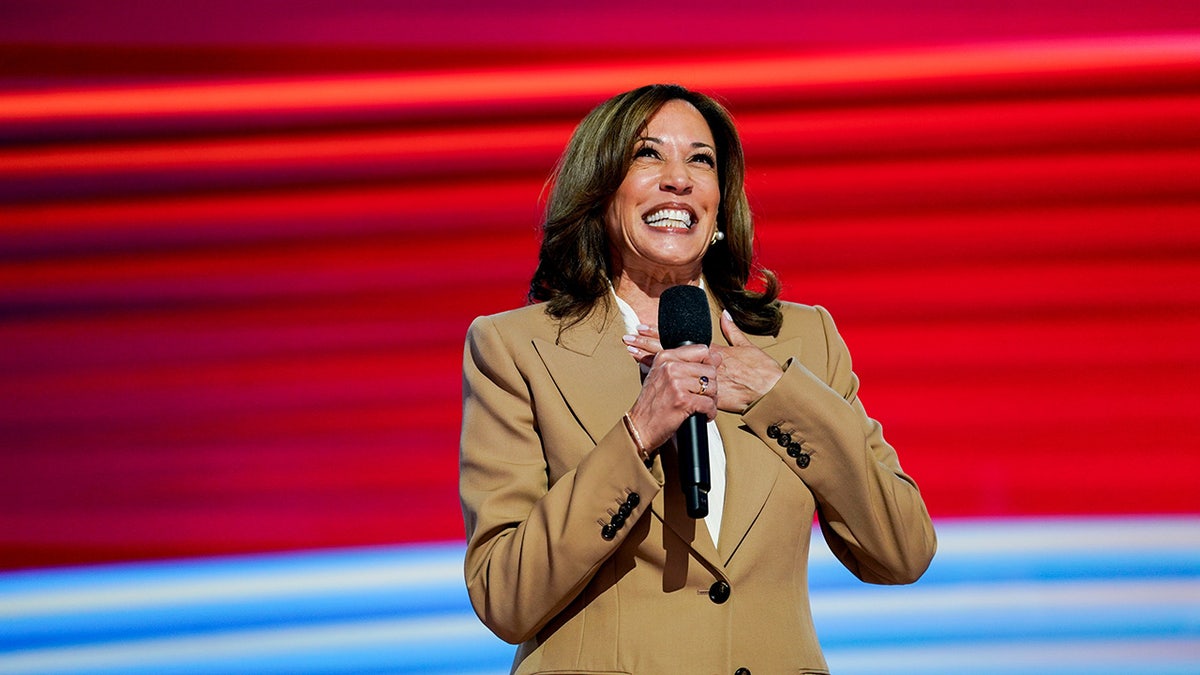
812, 578, 1200, 615
925, 516, 1200, 554
0, 558, 462, 618
807, 516, 1200, 562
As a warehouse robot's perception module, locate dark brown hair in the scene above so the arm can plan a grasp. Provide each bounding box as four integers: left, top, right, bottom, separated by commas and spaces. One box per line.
528, 84, 782, 335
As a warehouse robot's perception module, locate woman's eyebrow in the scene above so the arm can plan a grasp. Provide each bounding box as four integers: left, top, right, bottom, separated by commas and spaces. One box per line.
637, 136, 715, 152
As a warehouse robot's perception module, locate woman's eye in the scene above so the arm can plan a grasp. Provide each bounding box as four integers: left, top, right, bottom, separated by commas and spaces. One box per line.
692, 153, 716, 167
634, 146, 660, 159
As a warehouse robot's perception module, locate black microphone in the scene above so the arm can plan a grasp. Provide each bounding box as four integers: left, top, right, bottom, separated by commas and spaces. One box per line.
658, 285, 712, 519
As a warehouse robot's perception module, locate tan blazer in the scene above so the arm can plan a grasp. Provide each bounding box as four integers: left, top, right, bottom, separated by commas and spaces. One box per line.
460, 293, 935, 675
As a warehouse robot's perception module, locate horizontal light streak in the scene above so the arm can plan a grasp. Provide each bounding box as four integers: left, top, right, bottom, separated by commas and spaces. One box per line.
5, 95, 1199, 180
740, 94, 1200, 160
750, 148, 1200, 218
817, 516, 1200, 558
0, 544, 464, 618
813, 579, 1200, 615
2, 36, 1198, 122
761, 202, 1200, 269
0, 123, 573, 177
0, 615, 497, 674
0, 178, 541, 240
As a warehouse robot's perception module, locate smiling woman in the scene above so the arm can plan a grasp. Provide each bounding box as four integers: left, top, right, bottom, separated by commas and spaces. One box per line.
529, 85, 782, 337
459, 84, 936, 674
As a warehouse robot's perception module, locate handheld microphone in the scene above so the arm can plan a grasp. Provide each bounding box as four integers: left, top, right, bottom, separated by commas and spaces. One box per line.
658, 285, 712, 519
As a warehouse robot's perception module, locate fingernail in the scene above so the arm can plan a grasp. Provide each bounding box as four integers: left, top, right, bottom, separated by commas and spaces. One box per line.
622, 334, 636, 344
722, 310, 732, 321
636, 324, 651, 332
626, 345, 641, 355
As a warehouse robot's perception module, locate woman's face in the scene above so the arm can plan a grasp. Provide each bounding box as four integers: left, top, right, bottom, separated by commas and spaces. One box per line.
604, 99, 720, 280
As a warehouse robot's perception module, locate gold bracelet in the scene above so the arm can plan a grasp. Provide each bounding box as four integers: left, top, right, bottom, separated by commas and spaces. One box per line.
622, 412, 652, 462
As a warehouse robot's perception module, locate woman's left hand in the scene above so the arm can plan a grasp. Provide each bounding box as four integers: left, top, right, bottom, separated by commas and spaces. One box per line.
623, 310, 783, 413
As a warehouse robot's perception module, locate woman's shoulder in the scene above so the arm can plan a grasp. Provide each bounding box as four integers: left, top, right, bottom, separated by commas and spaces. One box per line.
765, 301, 852, 353
776, 300, 821, 318
467, 302, 558, 343
774, 300, 836, 334
476, 302, 552, 325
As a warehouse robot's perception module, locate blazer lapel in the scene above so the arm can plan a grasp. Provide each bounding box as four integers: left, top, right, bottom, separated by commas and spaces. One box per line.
532, 304, 643, 447
707, 293, 805, 564
715, 412, 783, 564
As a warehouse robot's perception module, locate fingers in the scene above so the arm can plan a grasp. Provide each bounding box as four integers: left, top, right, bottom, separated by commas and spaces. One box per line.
709, 313, 785, 412
622, 324, 661, 365
720, 309, 754, 347
664, 357, 719, 422
627, 309, 750, 358
625, 324, 724, 368
629, 348, 720, 447
630, 336, 721, 418
707, 348, 724, 368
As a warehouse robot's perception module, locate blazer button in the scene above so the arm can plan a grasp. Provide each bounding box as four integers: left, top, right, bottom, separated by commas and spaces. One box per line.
797, 452, 811, 469
600, 524, 617, 540
708, 580, 731, 604
776, 432, 792, 447
786, 442, 802, 458
617, 502, 633, 518
626, 492, 640, 507
610, 513, 626, 529
766, 425, 781, 439
734, 669, 751, 675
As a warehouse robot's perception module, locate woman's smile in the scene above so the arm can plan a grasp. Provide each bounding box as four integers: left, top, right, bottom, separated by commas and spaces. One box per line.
642, 204, 696, 230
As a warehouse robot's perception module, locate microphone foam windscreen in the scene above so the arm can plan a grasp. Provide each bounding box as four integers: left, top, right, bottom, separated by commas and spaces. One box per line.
658, 285, 712, 348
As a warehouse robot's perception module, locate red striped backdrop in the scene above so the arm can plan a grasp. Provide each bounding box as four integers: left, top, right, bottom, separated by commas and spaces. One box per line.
2, 3, 1198, 569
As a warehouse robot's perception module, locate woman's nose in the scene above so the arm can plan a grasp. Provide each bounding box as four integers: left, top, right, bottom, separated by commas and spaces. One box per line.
659, 160, 693, 194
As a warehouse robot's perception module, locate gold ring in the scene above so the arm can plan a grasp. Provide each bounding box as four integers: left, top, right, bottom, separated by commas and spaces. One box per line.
698, 375, 709, 395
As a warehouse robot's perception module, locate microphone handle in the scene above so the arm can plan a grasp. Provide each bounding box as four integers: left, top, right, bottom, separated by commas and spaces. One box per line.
677, 412, 710, 519
667, 338, 711, 520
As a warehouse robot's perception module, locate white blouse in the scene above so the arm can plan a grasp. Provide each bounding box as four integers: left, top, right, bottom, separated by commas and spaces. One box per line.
611, 289, 727, 548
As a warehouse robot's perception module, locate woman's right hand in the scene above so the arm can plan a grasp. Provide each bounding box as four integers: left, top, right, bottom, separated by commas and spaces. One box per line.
626, 344, 721, 450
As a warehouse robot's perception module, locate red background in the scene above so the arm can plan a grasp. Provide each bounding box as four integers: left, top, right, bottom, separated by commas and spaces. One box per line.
2, 1, 1199, 569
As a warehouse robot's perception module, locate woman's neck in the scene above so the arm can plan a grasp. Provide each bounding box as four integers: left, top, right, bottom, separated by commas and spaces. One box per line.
612, 268, 702, 327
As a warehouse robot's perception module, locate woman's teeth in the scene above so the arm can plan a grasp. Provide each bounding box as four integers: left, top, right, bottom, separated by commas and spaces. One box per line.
643, 208, 693, 229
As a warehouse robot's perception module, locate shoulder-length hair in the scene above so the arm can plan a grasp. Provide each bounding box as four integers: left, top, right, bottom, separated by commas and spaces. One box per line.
528, 83, 782, 336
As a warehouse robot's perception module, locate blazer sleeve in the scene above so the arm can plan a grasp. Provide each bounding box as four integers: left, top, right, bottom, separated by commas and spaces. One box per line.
459, 314, 663, 644
742, 305, 936, 584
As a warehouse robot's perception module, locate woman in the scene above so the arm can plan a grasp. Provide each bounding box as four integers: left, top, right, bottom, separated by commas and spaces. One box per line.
460, 84, 935, 674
